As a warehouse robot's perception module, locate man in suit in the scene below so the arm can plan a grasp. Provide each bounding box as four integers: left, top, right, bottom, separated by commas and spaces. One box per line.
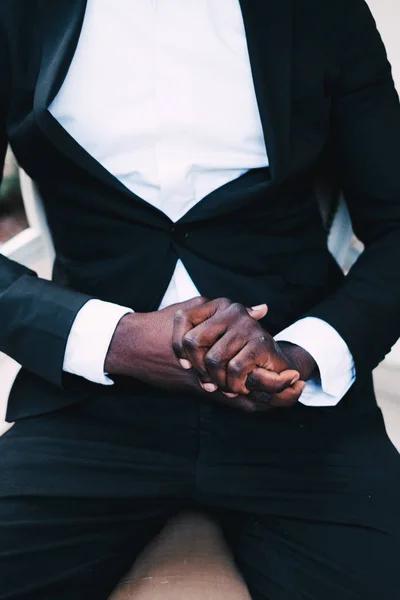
0, 1, 399, 598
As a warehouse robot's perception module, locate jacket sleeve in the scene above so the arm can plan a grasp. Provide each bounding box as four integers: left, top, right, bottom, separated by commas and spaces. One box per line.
307, 0, 400, 379
0, 26, 93, 387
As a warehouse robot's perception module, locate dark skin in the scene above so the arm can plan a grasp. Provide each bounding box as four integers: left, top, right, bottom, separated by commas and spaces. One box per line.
105, 296, 317, 413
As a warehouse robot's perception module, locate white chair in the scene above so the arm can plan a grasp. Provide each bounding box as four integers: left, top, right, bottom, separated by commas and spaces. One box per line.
0, 169, 54, 271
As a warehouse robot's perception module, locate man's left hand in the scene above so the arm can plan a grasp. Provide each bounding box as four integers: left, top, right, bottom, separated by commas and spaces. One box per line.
172, 297, 318, 409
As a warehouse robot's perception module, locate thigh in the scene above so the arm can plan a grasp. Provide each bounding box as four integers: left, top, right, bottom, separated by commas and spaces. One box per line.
198, 402, 400, 599
0, 392, 195, 599
0, 494, 171, 600
220, 510, 399, 600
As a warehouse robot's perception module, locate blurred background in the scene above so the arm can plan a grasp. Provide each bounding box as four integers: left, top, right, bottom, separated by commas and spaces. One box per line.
0, 0, 399, 445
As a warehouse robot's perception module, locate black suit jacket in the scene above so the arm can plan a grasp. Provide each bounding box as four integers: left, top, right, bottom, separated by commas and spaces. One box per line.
1, 0, 400, 420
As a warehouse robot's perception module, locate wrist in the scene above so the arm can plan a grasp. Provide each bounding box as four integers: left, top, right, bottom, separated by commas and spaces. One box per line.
277, 341, 319, 382
104, 312, 146, 376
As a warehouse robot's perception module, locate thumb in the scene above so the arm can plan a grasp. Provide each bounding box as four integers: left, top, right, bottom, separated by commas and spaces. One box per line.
247, 303, 268, 320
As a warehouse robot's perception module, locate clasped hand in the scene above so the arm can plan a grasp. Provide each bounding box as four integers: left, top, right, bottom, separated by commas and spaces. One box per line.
172, 297, 311, 412
105, 296, 317, 413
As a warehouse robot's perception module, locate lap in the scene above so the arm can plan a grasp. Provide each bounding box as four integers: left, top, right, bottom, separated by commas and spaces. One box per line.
1, 387, 399, 600
198, 398, 400, 520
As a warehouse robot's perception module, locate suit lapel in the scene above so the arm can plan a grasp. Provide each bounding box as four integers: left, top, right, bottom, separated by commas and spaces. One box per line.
34, 0, 87, 112
238, 0, 293, 183
33, 0, 294, 198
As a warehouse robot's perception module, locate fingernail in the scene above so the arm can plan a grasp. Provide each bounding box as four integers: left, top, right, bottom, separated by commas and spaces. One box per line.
223, 392, 239, 398
251, 304, 267, 311
179, 359, 192, 370
202, 383, 218, 393
291, 374, 300, 385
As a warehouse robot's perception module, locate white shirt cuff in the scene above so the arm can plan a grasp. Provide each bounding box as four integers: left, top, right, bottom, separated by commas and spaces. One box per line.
63, 299, 133, 385
274, 317, 356, 407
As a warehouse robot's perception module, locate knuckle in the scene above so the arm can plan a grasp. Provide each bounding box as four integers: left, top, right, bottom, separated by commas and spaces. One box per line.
227, 360, 244, 377
216, 297, 232, 309
204, 353, 223, 370
258, 331, 270, 345
173, 308, 187, 323
229, 302, 247, 316
249, 325, 267, 343
183, 333, 198, 350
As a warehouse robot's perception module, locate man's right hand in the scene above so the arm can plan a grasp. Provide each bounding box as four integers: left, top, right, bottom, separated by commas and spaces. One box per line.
104, 297, 212, 394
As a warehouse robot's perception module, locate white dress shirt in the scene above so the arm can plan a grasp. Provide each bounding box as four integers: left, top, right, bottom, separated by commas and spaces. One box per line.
50, 0, 355, 406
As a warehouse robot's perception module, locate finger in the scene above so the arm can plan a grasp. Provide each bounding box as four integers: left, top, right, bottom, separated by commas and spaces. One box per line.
197, 377, 218, 394
247, 380, 306, 411
224, 339, 271, 395
262, 341, 295, 373
269, 380, 306, 408
223, 332, 294, 396
246, 367, 300, 394
175, 297, 211, 365
246, 304, 268, 320
206, 332, 290, 396
182, 318, 230, 384
180, 302, 252, 386
203, 330, 250, 391
172, 298, 231, 366
171, 297, 212, 369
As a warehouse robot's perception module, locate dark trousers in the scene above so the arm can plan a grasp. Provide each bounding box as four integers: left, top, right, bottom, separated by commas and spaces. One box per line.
1, 383, 399, 600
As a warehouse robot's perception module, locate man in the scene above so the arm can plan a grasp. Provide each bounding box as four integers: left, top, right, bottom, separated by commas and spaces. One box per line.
0, 1, 399, 598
